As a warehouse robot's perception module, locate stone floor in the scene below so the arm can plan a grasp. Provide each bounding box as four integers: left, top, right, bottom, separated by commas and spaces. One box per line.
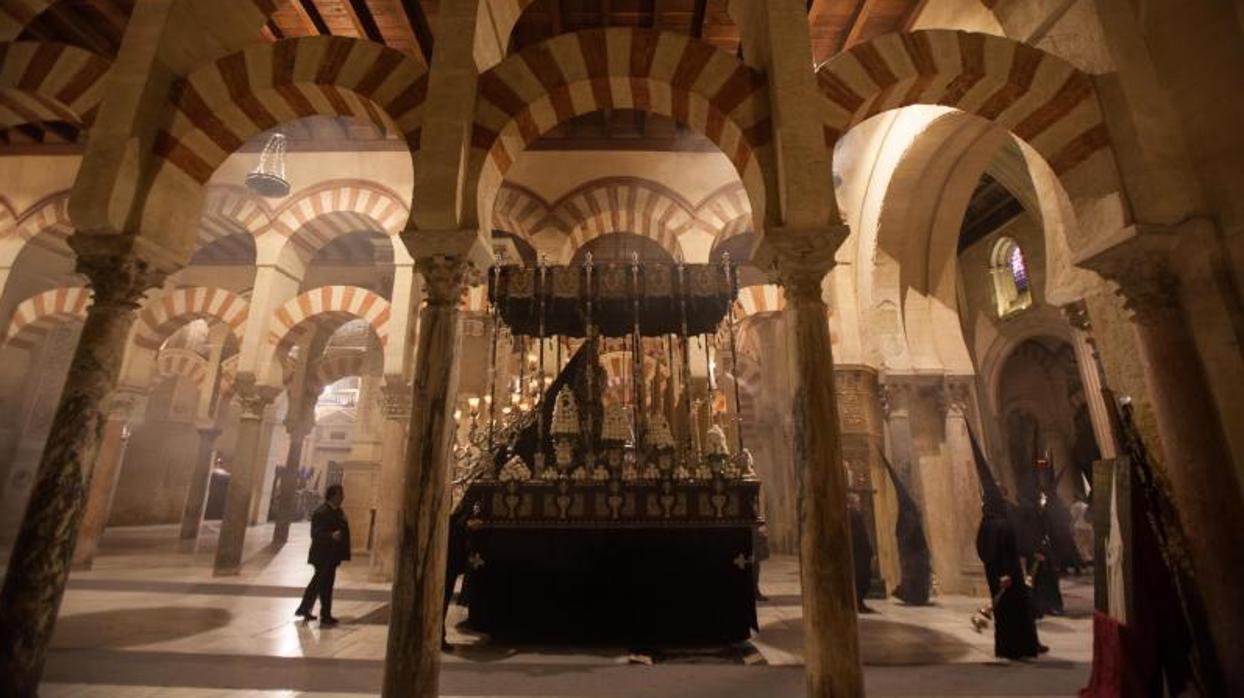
7, 522, 1093, 697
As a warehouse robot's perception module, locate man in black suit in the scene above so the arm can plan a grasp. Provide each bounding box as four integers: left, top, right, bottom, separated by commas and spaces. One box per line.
295, 484, 351, 627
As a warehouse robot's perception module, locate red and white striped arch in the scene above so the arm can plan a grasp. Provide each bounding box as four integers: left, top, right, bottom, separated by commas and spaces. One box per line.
557, 179, 693, 260
218, 353, 240, 399
691, 183, 752, 239
3, 285, 89, 350
194, 185, 271, 262
271, 181, 409, 263
0, 42, 110, 129
156, 347, 209, 388
492, 183, 553, 240
734, 284, 786, 321
468, 28, 774, 233
12, 191, 73, 259
269, 285, 391, 352
133, 287, 250, 351
151, 36, 428, 192
817, 30, 1111, 178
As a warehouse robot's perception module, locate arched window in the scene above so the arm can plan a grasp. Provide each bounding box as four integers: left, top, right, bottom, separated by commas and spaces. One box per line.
991, 237, 1032, 317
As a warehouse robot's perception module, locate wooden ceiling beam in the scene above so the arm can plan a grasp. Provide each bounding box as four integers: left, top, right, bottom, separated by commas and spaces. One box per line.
550, 0, 564, 36
345, 0, 386, 42
294, 0, 331, 35
842, 0, 881, 50
690, 0, 707, 39
398, 0, 434, 62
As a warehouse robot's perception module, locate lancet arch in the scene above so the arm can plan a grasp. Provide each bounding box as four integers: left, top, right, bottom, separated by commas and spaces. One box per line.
467, 28, 774, 235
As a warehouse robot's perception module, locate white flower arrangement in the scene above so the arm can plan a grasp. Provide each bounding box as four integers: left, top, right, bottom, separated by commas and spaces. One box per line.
571, 466, 591, 481
499, 455, 532, 482
694, 464, 714, 480
551, 387, 580, 436
674, 465, 693, 481
591, 466, 611, 481
646, 413, 676, 451
705, 425, 730, 458
601, 402, 632, 444
621, 465, 640, 481
641, 464, 661, 480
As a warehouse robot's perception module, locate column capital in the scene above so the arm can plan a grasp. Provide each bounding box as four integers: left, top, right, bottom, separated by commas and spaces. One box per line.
68, 235, 172, 310
233, 378, 280, 419
415, 255, 474, 307
942, 377, 973, 418
1076, 221, 1210, 319
879, 379, 912, 419
1061, 299, 1092, 331
754, 225, 850, 301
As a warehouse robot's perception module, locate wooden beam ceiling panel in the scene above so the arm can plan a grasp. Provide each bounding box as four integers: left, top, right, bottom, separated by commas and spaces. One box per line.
295, 0, 331, 35
363, 0, 423, 59
690, 0, 707, 38
398, 0, 434, 63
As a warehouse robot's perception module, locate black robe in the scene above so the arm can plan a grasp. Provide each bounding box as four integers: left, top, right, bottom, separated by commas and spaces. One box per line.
1028, 536, 1064, 618
849, 508, 874, 605
884, 457, 931, 605
976, 512, 1042, 659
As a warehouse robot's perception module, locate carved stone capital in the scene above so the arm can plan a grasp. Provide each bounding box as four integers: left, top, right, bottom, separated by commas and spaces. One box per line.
416, 255, 472, 307
753, 225, 849, 302
879, 379, 911, 419
943, 378, 973, 418
68, 235, 169, 312
1061, 299, 1091, 331
105, 387, 146, 419
1076, 223, 1203, 320
232, 377, 280, 419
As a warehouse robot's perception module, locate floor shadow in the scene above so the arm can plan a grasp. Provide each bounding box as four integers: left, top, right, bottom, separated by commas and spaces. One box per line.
51, 606, 233, 649
757, 616, 973, 666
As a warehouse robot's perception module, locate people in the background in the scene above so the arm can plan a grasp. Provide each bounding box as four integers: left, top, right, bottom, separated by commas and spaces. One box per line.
295, 484, 351, 627
976, 495, 1046, 660
847, 493, 875, 614
752, 523, 770, 602
1029, 494, 1065, 618
443, 499, 482, 651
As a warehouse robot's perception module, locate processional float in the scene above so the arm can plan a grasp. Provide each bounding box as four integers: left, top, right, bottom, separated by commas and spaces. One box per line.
452, 253, 763, 644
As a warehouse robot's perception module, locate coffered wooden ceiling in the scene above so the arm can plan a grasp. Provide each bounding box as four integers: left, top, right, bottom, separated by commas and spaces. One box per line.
2, 0, 923, 151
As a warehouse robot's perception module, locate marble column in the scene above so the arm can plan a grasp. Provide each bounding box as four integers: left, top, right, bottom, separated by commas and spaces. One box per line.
1062, 301, 1118, 459
272, 398, 315, 545
382, 255, 469, 698
179, 426, 222, 541
371, 379, 412, 582
1083, 233, 1244, 694
213, 383, 278, 576
71, 391, 140, 569
0, 239, 166, 696
765, 227, 863, 698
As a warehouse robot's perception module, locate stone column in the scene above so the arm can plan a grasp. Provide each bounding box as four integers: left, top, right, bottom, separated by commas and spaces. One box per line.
71, 390, 141, 569
763, 226, 863, 698
0, 238, 166, 696
371, 379, 412, 582
943, 378, 985, 590
834, 367, 892, 596
1062, 300, 1118, 459
382, 255, 470, 698
179, 426, 221, 541
1083, 232, 1244, 693
273, 396, 316, 545
213, 383, 278, 576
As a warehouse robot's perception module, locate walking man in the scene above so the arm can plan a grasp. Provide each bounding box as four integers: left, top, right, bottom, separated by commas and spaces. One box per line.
295, 484, 351, 627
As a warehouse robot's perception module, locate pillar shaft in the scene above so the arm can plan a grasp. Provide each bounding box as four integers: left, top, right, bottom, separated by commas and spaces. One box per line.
180, 427, 221, 541
272, 396, 315, 544
71, 405, 133, 569
1063, 301, 1118, 459
213, 387, 276, 576
382, 255, 468, 698
0, 242, 164, 697
764, 226, 863, 698
371, 382, 412, 582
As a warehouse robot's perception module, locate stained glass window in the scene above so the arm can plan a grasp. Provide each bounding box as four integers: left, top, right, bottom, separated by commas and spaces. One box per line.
1008, 244, 1029, 294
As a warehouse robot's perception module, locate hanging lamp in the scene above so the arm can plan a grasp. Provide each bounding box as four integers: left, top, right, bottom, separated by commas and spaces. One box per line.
245, 132, 290, 197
